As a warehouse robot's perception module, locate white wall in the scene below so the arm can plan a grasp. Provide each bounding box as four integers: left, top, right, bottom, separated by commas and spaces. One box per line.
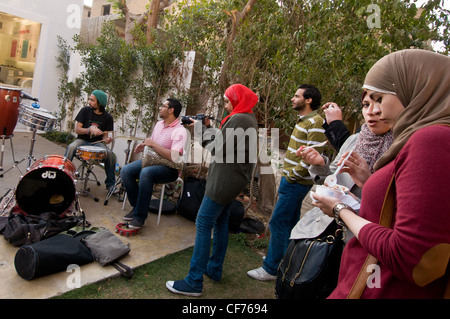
0, 0, 84, 113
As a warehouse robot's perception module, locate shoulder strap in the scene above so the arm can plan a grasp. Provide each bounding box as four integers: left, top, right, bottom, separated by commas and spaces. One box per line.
347, 174, 396, 299
111, 261, 133, 279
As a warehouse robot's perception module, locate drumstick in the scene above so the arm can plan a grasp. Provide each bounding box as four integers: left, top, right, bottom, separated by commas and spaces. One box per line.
91, 139, 108, 144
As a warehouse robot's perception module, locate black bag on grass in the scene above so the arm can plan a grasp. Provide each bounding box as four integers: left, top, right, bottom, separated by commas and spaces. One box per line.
228, 200, 245, 233
177, 177, 206, 221
14, 233, 94, 280
275, 221, 344, 299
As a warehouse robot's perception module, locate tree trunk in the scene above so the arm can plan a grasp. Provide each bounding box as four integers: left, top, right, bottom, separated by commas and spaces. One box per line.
216, 0, 257, 119
147, 0, 161, 44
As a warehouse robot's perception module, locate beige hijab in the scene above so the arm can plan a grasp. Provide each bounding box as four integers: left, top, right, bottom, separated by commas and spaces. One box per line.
363, 49, 450, 171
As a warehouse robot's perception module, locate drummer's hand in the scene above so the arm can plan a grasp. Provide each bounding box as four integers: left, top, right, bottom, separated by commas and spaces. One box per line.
89, 126, 102, 136
134, 142, 146, 154
104, 136, 112, 144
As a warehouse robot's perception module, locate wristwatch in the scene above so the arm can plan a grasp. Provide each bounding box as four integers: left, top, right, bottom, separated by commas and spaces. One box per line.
332, 203, 353, 226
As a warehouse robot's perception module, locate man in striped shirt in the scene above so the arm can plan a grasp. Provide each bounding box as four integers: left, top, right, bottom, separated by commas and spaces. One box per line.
248, 84, 327, 281
120, 98, 187, 229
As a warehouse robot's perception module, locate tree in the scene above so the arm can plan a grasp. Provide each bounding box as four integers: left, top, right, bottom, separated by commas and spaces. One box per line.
55, 36, 84, 132
74, 22, 138, 130
110, 0, 173, 44
160, 0, 449, 215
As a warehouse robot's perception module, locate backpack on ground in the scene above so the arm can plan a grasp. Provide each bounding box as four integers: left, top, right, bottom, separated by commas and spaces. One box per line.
177, 176, 206, 221
228, 200, 245, 233
1, 212, 82, 247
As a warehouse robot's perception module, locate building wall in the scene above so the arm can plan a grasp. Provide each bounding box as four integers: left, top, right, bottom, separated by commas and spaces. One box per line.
0, 0, 84, 113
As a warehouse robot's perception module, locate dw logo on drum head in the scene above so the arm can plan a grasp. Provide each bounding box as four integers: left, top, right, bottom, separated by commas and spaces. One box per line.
41, 171, 57, 179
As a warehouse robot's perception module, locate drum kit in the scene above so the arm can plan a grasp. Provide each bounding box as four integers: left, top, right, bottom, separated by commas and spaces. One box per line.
1, 84, 151, 224
0, 85, 56, 177
0, 85, 75, 217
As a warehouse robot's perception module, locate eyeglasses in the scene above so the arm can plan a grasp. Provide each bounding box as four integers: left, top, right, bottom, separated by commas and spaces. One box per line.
160, 104, 172, 109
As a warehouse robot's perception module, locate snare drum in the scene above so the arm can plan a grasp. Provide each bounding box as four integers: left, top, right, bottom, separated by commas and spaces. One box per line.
0, 85, 22, 136
15, 155, 77, 216
18, 105, 57, 132
76, 145, 106, 163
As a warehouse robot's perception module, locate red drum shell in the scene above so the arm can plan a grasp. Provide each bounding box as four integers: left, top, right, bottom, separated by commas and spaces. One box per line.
15, 155, 76, 216
0, 86, 22, 136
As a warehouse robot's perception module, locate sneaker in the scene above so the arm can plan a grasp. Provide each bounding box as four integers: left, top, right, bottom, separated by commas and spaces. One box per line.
166, 280, 202, 297
123, 210, 134, 221
247, 267, 277, 281
128, 219, 144, 229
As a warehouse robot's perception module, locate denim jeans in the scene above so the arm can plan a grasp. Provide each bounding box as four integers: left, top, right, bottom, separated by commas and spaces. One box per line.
184, 195, 232, 291
120, 159, 178, 222
262, 177, 312, 275
64, 138, 116, 188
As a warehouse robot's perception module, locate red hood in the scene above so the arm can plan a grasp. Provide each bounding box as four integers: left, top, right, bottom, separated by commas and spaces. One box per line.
221, 84, 258, 127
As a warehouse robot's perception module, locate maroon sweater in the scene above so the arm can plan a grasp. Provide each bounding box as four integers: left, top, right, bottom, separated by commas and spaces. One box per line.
329, 125, 450, 299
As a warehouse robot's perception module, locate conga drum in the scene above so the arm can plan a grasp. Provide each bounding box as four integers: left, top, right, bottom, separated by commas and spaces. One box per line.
0, 85, 22, 136
15, 155, 77, 216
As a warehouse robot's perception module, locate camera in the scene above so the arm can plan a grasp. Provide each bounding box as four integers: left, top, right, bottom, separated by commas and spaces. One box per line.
181, 113, 210, 125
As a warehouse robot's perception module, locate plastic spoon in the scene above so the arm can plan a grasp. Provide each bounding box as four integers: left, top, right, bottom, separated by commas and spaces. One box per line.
324, 150, 353, 187
302, 140, 328, 150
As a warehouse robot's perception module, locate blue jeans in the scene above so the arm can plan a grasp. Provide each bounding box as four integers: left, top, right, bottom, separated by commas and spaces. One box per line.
120, 159, 178, 223
64, 138, 116, 188
184, 195, 232, 291
263, 177, 312, 275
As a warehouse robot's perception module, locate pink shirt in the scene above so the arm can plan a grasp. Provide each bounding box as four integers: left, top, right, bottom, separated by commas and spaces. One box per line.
150, 119, 187, 155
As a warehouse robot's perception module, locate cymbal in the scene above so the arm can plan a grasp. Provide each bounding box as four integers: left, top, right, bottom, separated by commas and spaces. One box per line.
114, 135, 144, 141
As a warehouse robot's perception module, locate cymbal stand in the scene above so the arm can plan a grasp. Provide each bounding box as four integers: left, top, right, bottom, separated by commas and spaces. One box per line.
0, 127, 37, 177
0, 134, 18, 177
103, 138, 133, 205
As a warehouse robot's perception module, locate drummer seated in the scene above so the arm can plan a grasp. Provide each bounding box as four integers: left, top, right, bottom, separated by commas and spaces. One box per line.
64, 90, 116, 191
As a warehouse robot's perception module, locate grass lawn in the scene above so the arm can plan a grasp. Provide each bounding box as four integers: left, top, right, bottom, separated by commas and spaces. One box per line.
54, 233, 276, 299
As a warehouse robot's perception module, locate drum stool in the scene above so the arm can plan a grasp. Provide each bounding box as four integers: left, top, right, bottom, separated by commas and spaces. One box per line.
76, 159, 102, 202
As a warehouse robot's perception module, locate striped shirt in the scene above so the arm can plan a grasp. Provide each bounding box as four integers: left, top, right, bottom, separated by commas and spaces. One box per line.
282, 110, 327, 185
150, 119, 187, 154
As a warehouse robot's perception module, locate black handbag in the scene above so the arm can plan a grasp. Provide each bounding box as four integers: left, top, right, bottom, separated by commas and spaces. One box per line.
275, 221, 345, 299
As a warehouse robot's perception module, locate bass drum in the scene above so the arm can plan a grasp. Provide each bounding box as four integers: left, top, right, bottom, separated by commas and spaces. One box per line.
0, 85, 22, 136
16, 155, 77, 216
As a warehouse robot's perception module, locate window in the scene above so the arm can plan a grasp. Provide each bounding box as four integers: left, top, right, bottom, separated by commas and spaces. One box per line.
102, 5, 111, 16
0, 12, 41, 90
